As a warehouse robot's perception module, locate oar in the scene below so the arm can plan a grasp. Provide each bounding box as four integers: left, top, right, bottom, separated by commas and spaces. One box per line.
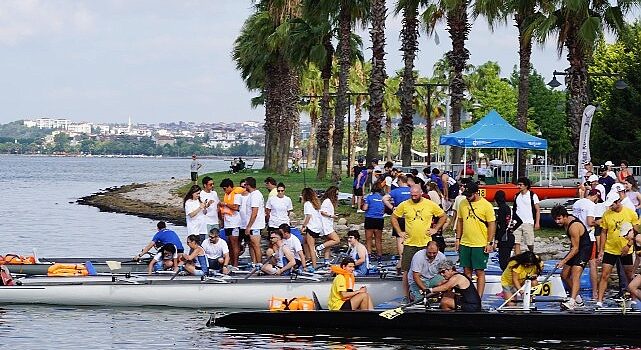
531, 266, 559, 296
243, 253, 276, 280
379, 294, 433, 320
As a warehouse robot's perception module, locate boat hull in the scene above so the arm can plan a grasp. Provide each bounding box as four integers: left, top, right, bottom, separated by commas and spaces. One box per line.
479, 184, 577, 202
210, 309, 641, 337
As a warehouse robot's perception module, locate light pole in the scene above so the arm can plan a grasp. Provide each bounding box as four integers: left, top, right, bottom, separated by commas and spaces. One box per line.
415, 82, 448, 165
547, 70, 628, 90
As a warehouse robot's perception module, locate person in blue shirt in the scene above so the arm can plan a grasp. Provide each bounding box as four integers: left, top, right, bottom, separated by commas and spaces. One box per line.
362, 181, 386, 260
384, 174, 412, 258
134, 221, 185, 261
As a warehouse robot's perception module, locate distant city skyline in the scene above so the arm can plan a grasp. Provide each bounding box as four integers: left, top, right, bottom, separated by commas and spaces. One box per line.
0, 1, 634, 125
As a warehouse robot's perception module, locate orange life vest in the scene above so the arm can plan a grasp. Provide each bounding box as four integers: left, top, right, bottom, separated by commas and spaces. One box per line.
330, 265, 355, 300
47, 263, 89, 277
0, 254, 36, 265
221, 187, 244, 216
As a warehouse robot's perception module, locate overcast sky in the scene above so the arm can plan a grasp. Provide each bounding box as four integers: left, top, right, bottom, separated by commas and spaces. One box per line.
0, 1, 632, 125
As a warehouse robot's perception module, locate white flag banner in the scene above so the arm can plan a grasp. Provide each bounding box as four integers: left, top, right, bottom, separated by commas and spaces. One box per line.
578, 105, 597, 168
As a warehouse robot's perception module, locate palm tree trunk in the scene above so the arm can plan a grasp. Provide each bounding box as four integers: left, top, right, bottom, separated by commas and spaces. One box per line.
306, 108, 318, 167
367, 0, 386, 166
331, 4, 351, 183
316, 35, 334, 180
264, 64, 281, 171
351, 96, 362, 171
446, 0, 470, 164
385, 114, 392, 161
513, 11, 532, 182
565, 26, 589, 172
399, 5, 419, 167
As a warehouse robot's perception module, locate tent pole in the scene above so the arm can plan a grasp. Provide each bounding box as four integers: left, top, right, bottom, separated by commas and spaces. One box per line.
545, 149, 549, 186
464, 147, 467, 178
516, 149, 519, 183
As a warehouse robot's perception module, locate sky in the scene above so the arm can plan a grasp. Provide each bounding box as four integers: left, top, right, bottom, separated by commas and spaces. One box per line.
0, 1, 632, 125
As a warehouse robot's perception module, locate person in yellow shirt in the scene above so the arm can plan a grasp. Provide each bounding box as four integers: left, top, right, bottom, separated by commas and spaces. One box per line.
500, 251, 542, 305
391, 184, 446, 300
328, 257, 373, 310
596, 192, 640, 307
455, 181, 496, 297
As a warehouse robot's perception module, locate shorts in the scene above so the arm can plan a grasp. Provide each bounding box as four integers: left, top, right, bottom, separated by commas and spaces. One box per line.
209, 258, 223, 270
392, 218, 405, 238
225, 227, 240, 237
502, 285, 518, 294
401, 245, 424, 272
459, 245, 489, 270
340, 300, 353, 310
191, 172, 198, 182
249, 229, 262, 236
305, 228, 321, 239
602, 252, 633, 266
513, 223, 535, 246
353, 186, 363, 196
364, 217, 384, 230
409, 275, 444, 300
566, 244, 592, 268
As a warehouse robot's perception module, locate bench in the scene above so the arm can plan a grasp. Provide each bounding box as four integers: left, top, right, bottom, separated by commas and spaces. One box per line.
241, 162, 254, 172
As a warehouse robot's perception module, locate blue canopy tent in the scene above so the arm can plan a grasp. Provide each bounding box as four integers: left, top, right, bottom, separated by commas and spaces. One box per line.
439, 109, 548, 180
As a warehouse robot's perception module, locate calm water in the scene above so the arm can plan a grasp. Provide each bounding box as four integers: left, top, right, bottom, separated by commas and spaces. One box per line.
0, 155, 639, 349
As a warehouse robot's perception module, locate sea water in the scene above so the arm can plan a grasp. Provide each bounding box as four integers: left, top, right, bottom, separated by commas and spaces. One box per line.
0, 154, 639, 349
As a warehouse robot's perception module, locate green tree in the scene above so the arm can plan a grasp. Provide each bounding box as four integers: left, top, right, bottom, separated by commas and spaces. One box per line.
366, 0, 388, 167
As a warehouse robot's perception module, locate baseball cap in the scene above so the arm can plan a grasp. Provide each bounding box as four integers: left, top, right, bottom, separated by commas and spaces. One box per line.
587, 174, 599, 182
587, 189, 601, 197
462, 181, 479, 197
605, 161, 614, 166
358, 158, 364, 163
603, 191, 620, 206
612, 183, 625, 193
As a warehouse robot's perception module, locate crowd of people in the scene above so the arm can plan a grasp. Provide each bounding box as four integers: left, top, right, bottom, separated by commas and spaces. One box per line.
133, 157, 641, 312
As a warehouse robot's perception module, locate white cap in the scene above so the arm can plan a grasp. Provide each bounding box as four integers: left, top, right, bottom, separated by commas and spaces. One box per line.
605, 161, 614, 166
603, 191, 620, 206
587, 174, 599, 182
611, 183, 625, 193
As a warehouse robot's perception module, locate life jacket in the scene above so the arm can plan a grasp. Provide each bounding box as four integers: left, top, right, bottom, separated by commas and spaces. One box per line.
221, 187, 244, 216
0, 254, 36, 265
47, 263, 89, 277
0, 265, 15, 286
330, 265, 355, 300
269, 296, 315, 311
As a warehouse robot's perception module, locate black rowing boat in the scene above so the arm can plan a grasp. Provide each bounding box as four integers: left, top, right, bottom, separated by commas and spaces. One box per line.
209, 308, 641, 337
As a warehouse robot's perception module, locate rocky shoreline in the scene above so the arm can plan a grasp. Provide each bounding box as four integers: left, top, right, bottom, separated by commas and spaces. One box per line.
77, 179, 569, 259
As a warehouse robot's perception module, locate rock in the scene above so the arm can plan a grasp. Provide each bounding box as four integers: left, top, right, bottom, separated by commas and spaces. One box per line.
335, 224, 349, 232
337, 218, 347, 225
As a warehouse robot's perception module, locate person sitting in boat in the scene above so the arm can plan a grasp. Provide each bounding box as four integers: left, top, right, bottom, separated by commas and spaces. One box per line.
328, 257, 373, 311
346, 230, 369, 276
201, 228, 230, 275
408, 241, 446, 301
134, 221, 184, 261
262, 230, 298, 275
279, 224, 305, 266
425, 260, 481, 312
499, 251, 542, 306
182, 234, 209, 277
148, 243, 178, 275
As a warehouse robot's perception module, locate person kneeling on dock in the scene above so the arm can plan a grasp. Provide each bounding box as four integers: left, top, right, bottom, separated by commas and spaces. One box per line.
182, 234, 209, 276
425, 260, 482, 312
328, 257, 373, 311
262, 231, 298, 275
148, 243, 178, 275
408, 241, 446, 301
202, 228, 230, 275
500, 251, 542, 306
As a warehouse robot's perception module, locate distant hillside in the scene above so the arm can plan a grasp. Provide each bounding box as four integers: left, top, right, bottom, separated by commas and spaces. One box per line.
0, 121, 51, 140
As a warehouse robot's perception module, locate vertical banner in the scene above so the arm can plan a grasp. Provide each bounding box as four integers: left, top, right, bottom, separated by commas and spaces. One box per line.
578, 105, 597, 169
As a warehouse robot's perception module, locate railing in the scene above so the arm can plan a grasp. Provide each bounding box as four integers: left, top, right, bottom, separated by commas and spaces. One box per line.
397, 163, 577, 183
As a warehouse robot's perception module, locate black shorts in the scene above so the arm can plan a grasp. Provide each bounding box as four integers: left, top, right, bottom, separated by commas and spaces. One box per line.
353, 186, 363, 196
602, 252, 633, 266
566, 244, 592, 268
392, 218, 405, 237
208, 258, 223, 270
305, 228, 321, 239
191, 172, 198, 181
364, 217, 384, 230
340, 300, 352, 310
177, 248, 184, 254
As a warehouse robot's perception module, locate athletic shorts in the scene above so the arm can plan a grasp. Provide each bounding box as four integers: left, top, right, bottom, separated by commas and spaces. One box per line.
392, 218, 405, 238
401, 245, 424, 272
364, 217, 384, 230
459, 245, 488, 270
191, 172, 198, 182
566, 244, 592, 268
305, 228, 321, 239
340, 300, 352, 310
513, 223, 535, 247
225, 227, 240, 237
353, 186, 363, 196
502, 285, 518, 294
602, 252, 633, 266
209, 258, 223, 270
409, 275, 444, 301
249, 229, 261, 236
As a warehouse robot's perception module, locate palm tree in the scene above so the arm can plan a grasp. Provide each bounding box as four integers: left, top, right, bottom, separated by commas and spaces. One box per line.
299, 64, 324, 167
474, 0, 554, 179
383, 75, 402, 161
349, 61, 371, 171
423, 0, 472, 164
531, 0, 639, 164
366, 0, 388, 166
396, 0, 425, 167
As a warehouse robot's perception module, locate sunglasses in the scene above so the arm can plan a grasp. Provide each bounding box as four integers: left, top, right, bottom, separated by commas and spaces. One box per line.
277, 190, 285, 193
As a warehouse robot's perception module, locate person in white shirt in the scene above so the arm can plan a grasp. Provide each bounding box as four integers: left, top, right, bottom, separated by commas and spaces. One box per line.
317, 186, 341, 261
587, 174, 607, 202
219, 178, 242, 267
347, 230, 369, 276
513, 177, 540, 254
200, 176, 221, 240
244, 177, 266, 264
279, 223, 305, 264
183, 184, 207, 240
265, 183, 294, 231
408, 241, 446, 301
201, 228, 230, 274
610, 183, 635, 211
301, 188, 323, 271
572, 189, 601, 299
262, 230, 297, 275
604, 161, 617, 181
190, 154, 202, 184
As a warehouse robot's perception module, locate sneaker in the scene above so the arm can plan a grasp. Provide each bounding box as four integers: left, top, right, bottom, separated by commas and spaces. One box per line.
314, 246, 322, 259
561, 299, 576, 310
356, 209, 364, 213
306, 266, 316, 273
596, 301, 603, 308
575, 295, 584, 307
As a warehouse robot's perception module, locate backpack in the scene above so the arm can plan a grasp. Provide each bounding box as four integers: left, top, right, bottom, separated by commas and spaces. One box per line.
512, 190, 537, 227
447, 181, 460, 199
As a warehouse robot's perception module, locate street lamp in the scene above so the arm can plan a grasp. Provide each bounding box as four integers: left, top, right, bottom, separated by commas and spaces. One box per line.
547, 70, 628, 90
415, 82, 449, 165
